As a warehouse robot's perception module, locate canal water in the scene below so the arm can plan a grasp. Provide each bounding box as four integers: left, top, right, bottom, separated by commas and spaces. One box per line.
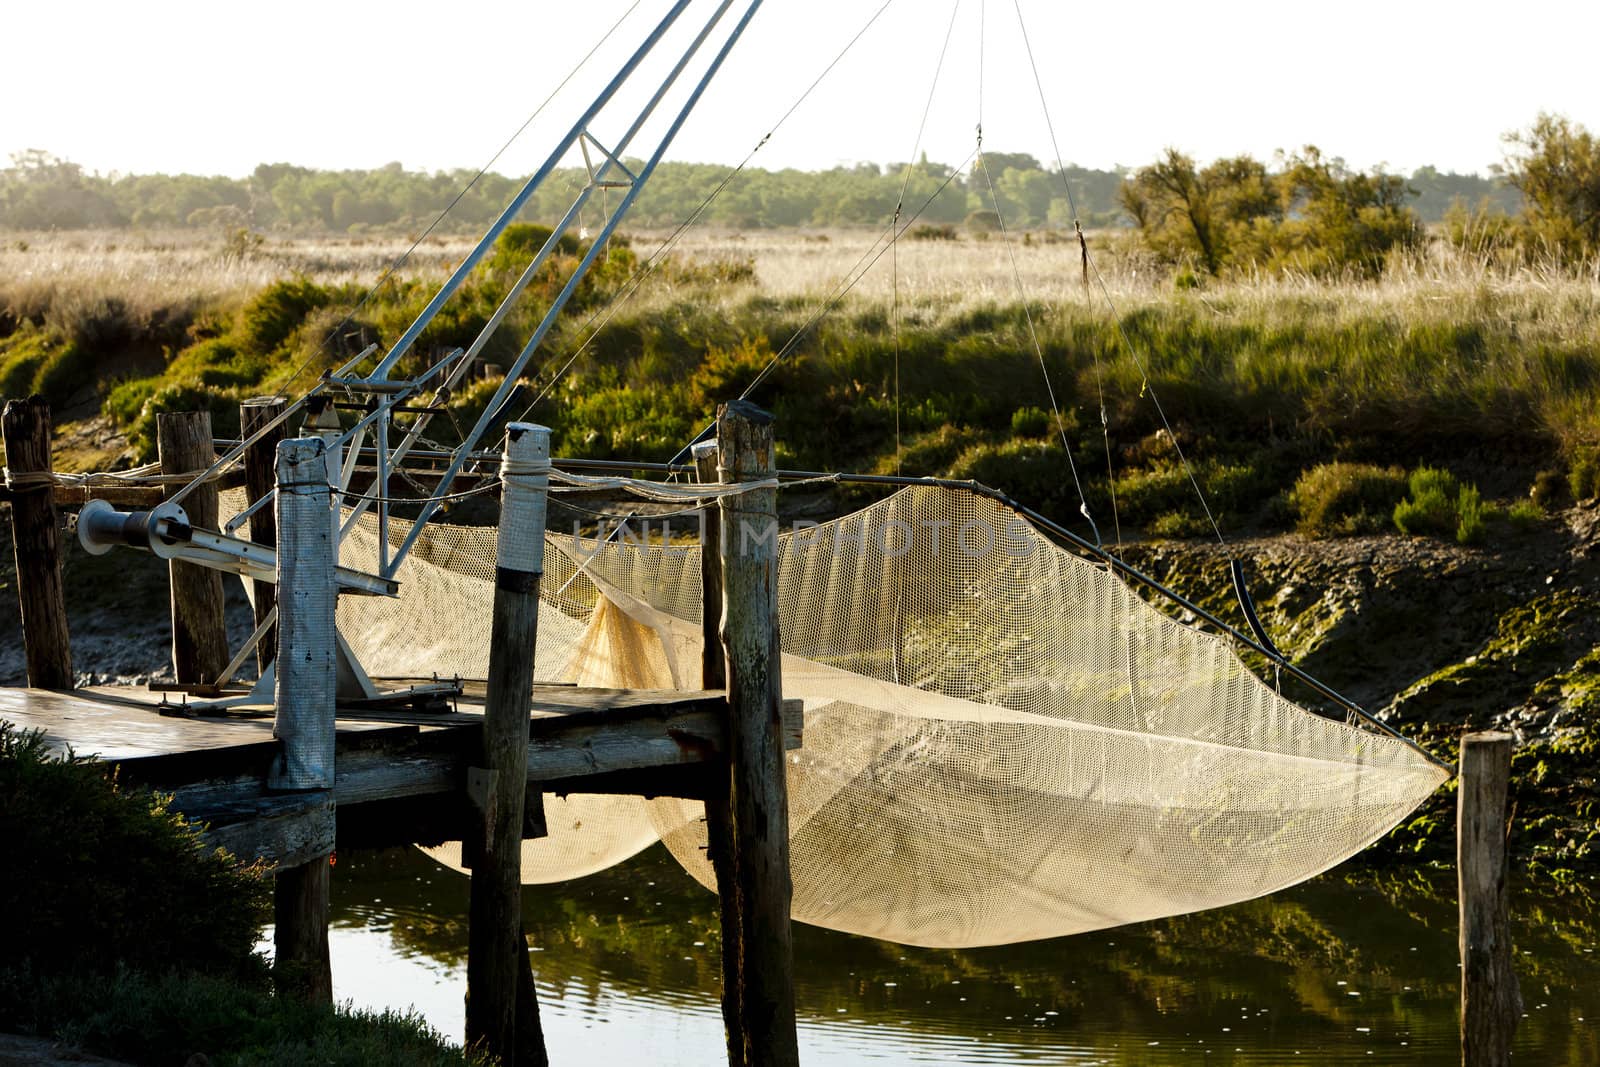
306, 844, 1597, 1064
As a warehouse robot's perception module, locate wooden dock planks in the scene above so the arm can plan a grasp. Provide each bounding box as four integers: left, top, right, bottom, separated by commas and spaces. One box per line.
0, 681, 777, 870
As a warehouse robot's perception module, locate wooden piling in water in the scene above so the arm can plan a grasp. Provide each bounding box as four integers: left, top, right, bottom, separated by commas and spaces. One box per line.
157, 410, 228, 684
1, 397, 73, 689
466, 423, 550, 1067
696, 439, 748, 1067
1459, 730, 1520, 1066
270, 436, 337, 1004
241, 396, 287, 673
715, 401, 799, 1067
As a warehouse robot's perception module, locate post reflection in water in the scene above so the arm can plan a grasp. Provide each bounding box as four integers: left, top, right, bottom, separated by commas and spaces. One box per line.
326, 844, 1599, 1065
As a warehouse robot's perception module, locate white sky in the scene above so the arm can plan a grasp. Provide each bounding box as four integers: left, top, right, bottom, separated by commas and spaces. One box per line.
3, 0, 1595, 180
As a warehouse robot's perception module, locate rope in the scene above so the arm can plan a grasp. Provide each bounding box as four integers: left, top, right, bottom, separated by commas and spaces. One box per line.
717, 153, 976, 423
973, 151, 1098, 544
333, 481, 502, 507
551, 468, 779, 501
503, 0, 902, 434
4, 464, 226, 490
968, 8, 1099, 546
888, 0, 962, 476
1008, 0, 1224, 548
269, 0, 646, 396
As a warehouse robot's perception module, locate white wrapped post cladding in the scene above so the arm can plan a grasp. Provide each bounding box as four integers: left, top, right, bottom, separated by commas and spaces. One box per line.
270, 437, 337, 791
497, 423, 550, 576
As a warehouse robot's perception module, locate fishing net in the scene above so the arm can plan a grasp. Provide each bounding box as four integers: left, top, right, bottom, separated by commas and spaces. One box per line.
233, 485, 1447, 946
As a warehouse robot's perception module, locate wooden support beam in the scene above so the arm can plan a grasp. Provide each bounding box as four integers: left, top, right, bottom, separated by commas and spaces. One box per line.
1, 397, 73, 689
695, 440, 725, 692
48, 484, 166, 508
467, 423, 550, 1067
696, 438, 746, 1067
1459, 731, 1520, 1066
202, 792, 336, 871
157, 410, 228, 684
274, 858, 333, 1004
154, 691, 745, 816
270, 436, 336, 1005
715, 400, 798, 1067
241, 396, 287, 673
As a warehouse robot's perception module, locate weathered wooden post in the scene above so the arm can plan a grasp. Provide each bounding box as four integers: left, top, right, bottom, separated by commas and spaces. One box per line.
1, 397, 73, 689
695, 440, 726, 693
696, 438, 747, 1067
715, 400, 799, 1067
241, 396, 287, 672
465, 423, 550, 1067
157, 410, 228, 684
270, 436, 337, 1004
1459, 731, 1520, 1066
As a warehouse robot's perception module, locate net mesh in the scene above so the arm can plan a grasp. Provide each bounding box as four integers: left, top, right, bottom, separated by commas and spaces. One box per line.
227, 485, 1446, 947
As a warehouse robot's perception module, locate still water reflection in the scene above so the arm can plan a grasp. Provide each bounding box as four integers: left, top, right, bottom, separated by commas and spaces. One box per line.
323, 845, 1597, 1064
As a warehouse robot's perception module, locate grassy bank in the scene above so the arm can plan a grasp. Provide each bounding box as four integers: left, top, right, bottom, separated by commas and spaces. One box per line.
4, 228, 1600, 884
0, 724, 481, 1065
3, 228, 1598, 540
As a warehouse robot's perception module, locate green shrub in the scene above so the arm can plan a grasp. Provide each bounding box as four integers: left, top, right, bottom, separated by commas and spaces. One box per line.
1010, 406, 1052, 438
0, 968, 484, 1067
1393, 466, 1487, 544
1111, 458, 1274, 534
1530, 468, 1568, 509
237, 278, 333, 356
1393, 466, 1460, 537
0, 722, 268, 981
102, 376, 159, 425
125, 381, 242, 462
1506, 499, 1544, 530
1289, 462, 1408, 537
688, 335, 783, 410
1570, 446, 1600, 502
886, 424, 980, 475
43, 293, 137, 353
964, 210, 1002, 233
1150, 510, 1210, 538
30, 339, 94, 407
1455, 483, 1486, 545
946, 438, 1080, 519
910, 224, 958, 241
0, 331, 52, 399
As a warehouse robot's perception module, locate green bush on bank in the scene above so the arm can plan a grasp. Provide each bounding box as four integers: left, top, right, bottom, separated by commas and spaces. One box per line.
1394, 466, 1486, 545
3, 968, 482, 1067
0, 721, 482, 1066
1290, 462, 1409, 537
0, 722, 267, 980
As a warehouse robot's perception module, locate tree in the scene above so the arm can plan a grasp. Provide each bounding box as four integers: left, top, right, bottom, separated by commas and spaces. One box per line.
1119, 149, 1280, 274
1271, 146, 1421, 278
1502, 113, 1600, 262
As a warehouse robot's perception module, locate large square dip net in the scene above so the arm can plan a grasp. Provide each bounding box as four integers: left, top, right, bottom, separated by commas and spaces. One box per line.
311, 484, 1446, 948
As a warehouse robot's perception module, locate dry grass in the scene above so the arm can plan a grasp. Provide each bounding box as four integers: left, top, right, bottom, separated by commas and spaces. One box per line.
0, 230, 479, 329
6, 226, 1597, 328
649, 225, 1600, 311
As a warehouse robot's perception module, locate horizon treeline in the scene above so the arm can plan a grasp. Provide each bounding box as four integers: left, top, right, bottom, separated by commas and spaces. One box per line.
0, 147, 1518, 235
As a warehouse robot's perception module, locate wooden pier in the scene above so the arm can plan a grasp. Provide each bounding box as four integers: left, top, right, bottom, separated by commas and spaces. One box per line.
3, 393, 1513, 1067
0, 681, 791, 865
1, 396, 801, 1066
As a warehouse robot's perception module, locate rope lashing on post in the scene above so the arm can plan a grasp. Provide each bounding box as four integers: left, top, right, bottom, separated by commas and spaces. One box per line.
4, 463, 227, 490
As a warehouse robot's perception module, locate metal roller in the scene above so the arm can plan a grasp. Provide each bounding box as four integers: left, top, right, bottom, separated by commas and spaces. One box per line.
76, 498, 191, 559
